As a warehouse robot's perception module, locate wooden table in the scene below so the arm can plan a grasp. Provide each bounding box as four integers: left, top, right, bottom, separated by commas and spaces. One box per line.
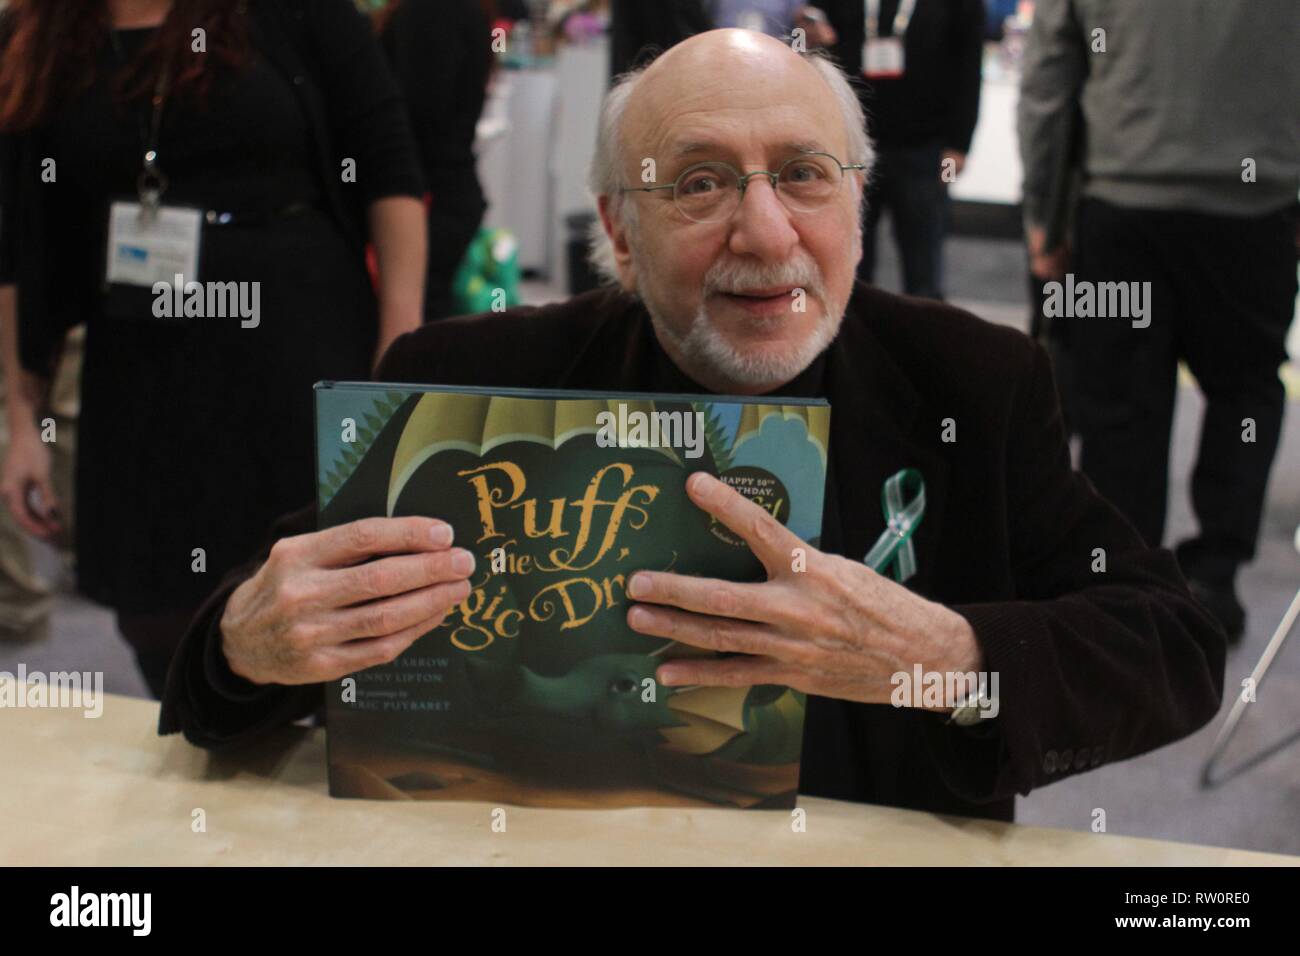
2, 689, 1294, 866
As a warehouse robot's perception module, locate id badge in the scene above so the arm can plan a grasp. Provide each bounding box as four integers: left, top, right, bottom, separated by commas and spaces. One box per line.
863, 37, 905, 79
105, 201, 202, 288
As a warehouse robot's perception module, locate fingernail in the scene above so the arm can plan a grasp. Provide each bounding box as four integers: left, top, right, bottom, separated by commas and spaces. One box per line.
657, 666, 680, 686
627, 573, 650, 598
451, 549, 475, 575
689, 472, 717, 496
431, 523, 454, 547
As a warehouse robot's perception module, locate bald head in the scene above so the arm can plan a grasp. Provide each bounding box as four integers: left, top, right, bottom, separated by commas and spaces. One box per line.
587, 29, 872, 395
587, 30, 872, 289
622, 29, 855, 180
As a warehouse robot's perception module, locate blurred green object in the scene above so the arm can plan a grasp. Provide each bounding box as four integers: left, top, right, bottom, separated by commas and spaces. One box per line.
453, 227, 522, 315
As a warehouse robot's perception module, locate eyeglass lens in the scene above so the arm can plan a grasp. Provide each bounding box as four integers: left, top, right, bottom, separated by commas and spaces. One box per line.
673, 154, 844, 222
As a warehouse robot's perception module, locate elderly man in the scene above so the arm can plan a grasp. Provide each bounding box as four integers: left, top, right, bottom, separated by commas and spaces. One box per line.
160, 30, 1224, 823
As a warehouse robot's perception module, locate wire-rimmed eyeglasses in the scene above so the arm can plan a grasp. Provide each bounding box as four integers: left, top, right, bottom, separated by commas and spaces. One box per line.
619, 151, 867, 224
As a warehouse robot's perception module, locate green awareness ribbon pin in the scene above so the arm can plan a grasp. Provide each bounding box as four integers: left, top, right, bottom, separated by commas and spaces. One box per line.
862, 468, 926, 583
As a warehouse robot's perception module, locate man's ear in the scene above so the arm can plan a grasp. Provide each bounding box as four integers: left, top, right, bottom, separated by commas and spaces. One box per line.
597, 193, 637, 291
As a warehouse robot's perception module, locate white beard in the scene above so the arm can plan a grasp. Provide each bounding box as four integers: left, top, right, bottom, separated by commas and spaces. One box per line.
634, 249, 848, 392
652, 299, 843, 390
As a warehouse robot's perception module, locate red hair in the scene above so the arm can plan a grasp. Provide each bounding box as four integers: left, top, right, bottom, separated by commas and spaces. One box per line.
0, 0, 249, 132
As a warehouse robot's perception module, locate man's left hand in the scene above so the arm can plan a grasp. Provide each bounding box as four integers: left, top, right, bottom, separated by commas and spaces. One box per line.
625, 472, 983, 710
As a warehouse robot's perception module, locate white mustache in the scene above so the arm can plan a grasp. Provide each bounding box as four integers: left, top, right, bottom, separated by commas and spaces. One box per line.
702, 255, 824, 299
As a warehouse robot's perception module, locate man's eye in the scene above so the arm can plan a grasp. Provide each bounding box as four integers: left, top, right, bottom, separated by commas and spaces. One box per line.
680, 173, 723, 195
784, 162, 826, 183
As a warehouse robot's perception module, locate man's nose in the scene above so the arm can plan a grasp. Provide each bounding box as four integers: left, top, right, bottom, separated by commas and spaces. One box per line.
727, 176, 799, 262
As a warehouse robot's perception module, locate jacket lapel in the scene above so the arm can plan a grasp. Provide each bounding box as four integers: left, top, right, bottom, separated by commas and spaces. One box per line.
550, 284, 951, 596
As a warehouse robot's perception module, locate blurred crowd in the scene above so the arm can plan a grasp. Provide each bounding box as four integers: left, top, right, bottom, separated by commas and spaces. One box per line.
0, 0, 1296, 694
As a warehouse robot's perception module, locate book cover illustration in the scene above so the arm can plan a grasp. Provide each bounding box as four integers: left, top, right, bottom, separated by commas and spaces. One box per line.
316, 383, 831, 809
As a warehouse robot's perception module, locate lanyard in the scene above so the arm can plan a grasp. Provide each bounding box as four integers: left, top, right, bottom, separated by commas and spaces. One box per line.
865, 0, 918, 40
107, 29, 174, 217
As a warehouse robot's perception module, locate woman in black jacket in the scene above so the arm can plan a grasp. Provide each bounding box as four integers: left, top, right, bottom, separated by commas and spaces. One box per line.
0, 0, 427, 696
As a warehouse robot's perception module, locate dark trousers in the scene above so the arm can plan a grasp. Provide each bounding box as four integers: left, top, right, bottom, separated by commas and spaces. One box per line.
857, 141, 948, 300
1070, 197, 1297, 586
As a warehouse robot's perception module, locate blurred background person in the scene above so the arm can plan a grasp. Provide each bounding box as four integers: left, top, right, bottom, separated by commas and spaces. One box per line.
0, 289, 49, 641
371, 0, 496, 323
610, 0, 835, 77
498, 0, 531, 23
0, 0, 426, 695
1, 133, 81, 644
1019, 0, 1300, 642
0, 291, 81, 644
983, 0, 1019, 40
706, 0, 836, 42
821, 0, 986, 301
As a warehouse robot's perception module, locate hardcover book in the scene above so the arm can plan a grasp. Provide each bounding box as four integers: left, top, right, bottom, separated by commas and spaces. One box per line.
315, 382, 831, 809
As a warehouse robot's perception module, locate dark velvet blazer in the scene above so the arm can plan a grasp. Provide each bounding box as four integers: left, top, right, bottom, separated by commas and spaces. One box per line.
160, 282, 1226, 823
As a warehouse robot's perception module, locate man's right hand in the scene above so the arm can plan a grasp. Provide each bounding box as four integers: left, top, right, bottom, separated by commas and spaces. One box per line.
219, 517, 475, 686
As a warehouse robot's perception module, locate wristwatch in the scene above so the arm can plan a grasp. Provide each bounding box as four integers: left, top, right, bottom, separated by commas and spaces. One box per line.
947, 691, 995, 727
